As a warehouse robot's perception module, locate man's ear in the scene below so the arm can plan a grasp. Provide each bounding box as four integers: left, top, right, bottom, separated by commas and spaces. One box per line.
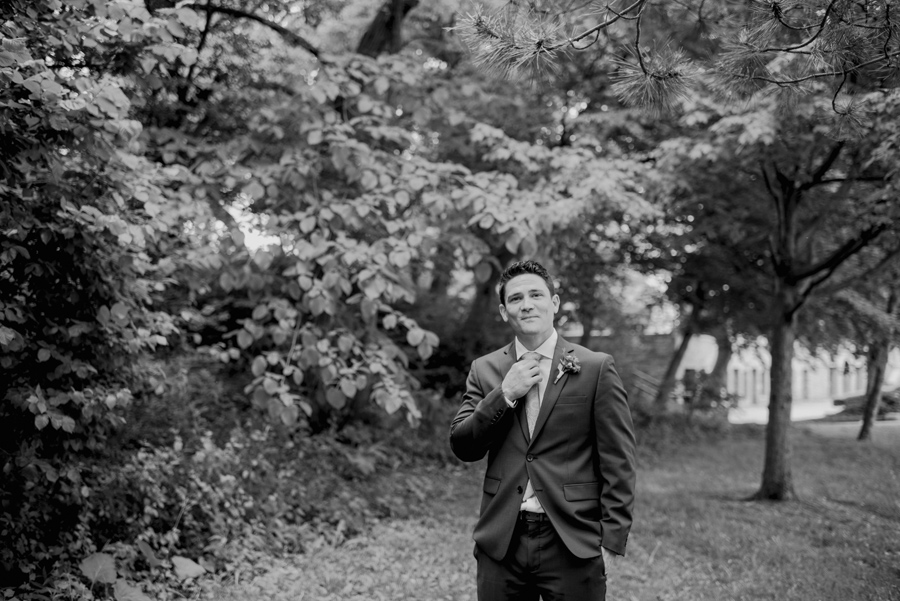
552, 295, 560, 314
499, 304, 509, 322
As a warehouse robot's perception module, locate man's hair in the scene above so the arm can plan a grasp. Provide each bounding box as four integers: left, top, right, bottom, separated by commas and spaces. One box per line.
498, 260, 555, 305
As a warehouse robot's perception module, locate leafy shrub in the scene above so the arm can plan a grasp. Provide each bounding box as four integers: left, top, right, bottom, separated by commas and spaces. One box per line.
630, 395, 732, 459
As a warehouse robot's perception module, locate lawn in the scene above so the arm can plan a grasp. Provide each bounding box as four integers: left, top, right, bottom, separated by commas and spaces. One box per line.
204, 426, 900, 601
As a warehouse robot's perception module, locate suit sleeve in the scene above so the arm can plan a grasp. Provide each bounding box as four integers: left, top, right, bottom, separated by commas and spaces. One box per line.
449, 359, 516, 462
593, 355, 637, 556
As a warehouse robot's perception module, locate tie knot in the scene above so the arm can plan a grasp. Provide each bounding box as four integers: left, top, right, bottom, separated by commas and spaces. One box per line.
520, 351, 543, 362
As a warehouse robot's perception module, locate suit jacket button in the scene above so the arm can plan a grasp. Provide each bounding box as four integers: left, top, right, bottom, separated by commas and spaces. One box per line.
526, 454, 534, 462
517, 486, 523, 494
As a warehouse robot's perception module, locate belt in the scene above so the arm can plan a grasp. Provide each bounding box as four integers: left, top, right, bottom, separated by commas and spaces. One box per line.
518, 510, 550, 522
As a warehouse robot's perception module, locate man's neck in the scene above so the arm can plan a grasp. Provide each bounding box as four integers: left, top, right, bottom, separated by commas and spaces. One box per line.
517, 329, 556, 352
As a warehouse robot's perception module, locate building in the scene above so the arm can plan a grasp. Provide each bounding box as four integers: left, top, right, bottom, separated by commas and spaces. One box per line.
677, 334, 895, 407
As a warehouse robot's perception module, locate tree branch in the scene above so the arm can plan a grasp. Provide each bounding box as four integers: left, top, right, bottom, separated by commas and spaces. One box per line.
762, 0, 840, 52
817, 244, 900, 297
547, 0, 646, 51
799, 142, 844, 191
791, 222, 888, 286
186, 3, 320, 57
733, 49, 900, 87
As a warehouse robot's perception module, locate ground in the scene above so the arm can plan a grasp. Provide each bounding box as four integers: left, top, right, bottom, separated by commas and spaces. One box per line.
205, 423, 900, 601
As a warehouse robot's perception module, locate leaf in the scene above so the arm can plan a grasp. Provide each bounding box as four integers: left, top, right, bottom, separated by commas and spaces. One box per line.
253, 250, 274, 269
171, 556, 205, 580
136, 540, 163, 569
251, 304, 269, 320
110, 302, 129, 323
360, 171, 379, 190
0, 325, 16, 346
474, 262, 492, 283
165, 18, 186, 38
300, 216, 317, 233
280, 403, 300, 426
251, 356, 267, 377
337, 334, 354, 353
361, 298, 377, 322
374, 387, 402, 414
80, 553, 117, 584
326, 387, 347, 409
406, 328, 425, 346
243, 180, 265, 200
114, 579, 153, 601
389, 249, 411, 268
373, 76, 390, 95
237, 330, 254, 349
340, 378, 357, 398
263, 377, 279, 394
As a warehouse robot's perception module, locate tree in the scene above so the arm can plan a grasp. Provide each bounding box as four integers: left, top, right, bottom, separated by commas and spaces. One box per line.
803, 249, 900, 441
652, 88, 899, 499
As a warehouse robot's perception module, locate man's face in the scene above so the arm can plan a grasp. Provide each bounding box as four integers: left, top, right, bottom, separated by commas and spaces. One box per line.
499, 273, 560, 342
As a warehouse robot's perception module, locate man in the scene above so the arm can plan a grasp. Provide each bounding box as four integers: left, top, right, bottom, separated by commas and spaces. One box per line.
450, 260, 637, 601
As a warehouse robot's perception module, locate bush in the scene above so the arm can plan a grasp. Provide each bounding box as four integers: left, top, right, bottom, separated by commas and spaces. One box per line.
630, 395, 732, 459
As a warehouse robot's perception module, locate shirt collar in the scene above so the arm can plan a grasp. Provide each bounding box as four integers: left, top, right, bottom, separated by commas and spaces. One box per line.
515, 329, 558, 361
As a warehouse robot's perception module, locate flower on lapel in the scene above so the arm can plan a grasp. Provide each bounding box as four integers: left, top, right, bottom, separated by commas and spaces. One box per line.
554, 354, 581, 384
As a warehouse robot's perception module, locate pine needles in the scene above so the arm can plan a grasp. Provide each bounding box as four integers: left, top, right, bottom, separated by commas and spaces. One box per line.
453, 0, 900, 120
612, 47, 696, 116
452, 4, 563, 82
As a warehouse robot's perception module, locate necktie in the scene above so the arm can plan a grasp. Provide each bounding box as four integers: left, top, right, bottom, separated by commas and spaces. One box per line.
520, 351, 543, 436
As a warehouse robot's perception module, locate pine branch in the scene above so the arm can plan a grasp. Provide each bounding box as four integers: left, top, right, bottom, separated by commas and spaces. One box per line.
611, 46, 695, 115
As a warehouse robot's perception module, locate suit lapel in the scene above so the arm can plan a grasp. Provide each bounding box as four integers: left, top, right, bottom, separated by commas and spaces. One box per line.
529, 336, 574, 446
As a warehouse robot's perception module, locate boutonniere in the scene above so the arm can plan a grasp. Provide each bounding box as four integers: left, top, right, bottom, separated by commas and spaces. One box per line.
554, 354, 580, 384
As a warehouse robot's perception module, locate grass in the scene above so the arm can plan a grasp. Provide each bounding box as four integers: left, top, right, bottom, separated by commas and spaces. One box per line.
203, 425, 900, 601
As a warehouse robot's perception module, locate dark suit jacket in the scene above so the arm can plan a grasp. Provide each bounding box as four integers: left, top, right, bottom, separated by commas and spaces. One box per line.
450, 334, 636, 560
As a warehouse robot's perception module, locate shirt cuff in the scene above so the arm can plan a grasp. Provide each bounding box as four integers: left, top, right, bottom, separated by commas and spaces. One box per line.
504, 396, 517, 408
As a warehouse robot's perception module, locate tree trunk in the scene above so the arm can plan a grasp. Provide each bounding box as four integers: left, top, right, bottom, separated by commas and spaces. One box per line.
579, 313, 595, 347
858, 341, 888, 441
703, 326, 732, 401
754, 288, 797, 500
858, 289, 897, 441
653, 308, 697, 408
459, 250, 514, 364
356, 0, 420, 57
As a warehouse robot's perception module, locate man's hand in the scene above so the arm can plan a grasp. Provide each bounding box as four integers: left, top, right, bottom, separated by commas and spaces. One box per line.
601, 547, 619, 571
501, 356, 542, 401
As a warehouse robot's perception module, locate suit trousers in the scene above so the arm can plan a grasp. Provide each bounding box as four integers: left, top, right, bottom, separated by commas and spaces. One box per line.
476, 513, 607, 601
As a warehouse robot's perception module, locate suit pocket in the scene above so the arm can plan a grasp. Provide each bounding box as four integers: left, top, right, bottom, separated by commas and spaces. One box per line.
483, 476, 501, 495
564, 482, 599, 501
557, 395, 587, 405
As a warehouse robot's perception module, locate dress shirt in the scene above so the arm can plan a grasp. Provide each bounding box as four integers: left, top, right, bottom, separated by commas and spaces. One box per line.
514, 330, 557, 512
